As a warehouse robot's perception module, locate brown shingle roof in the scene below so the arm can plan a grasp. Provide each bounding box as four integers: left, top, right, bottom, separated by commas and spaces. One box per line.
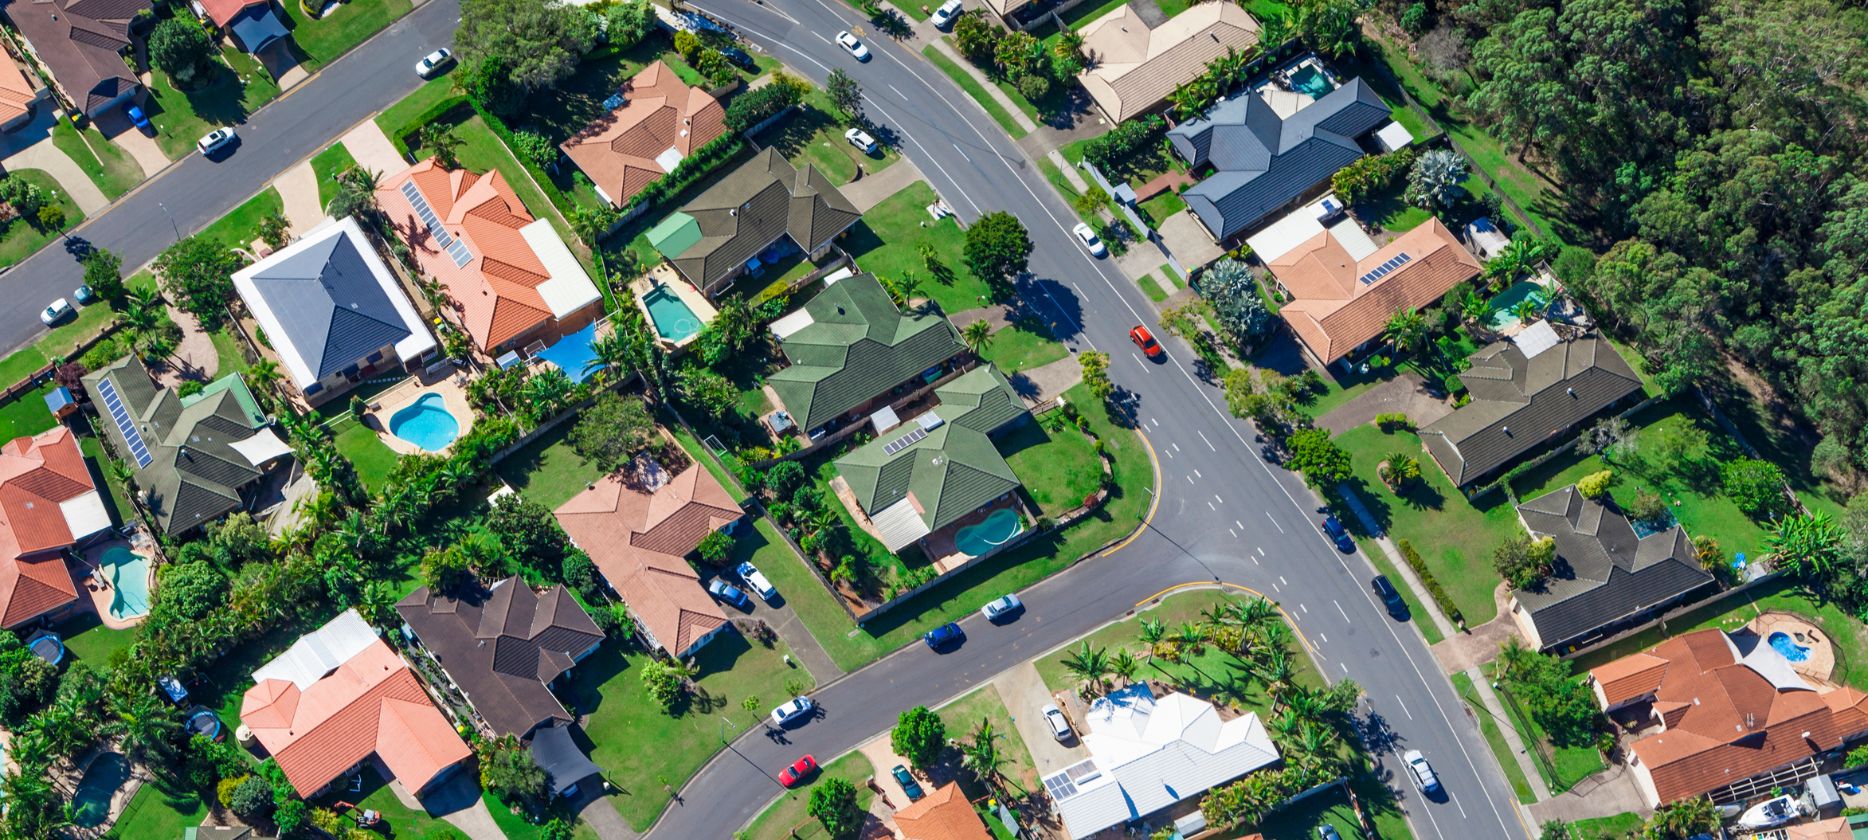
1077, 3, 1260, 123
1273, 218, 1480, 364
5, 0, 147, 114
669, 149, 859, 293
560, 61, 726, 209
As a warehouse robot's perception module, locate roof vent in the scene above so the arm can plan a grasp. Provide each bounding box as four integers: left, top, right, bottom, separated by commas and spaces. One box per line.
1567, 387, 1576, 397
1501, 426, 1511, 437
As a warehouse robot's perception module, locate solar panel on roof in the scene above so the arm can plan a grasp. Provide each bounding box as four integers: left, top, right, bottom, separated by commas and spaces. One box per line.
96, 379, 152, 468
399, 180, 474, 267
881, 426, 929, 455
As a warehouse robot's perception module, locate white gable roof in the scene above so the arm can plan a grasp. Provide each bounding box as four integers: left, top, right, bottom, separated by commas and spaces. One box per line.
251, 609, 379, 689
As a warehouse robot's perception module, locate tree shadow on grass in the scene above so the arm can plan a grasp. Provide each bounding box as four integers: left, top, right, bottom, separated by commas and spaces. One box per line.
181, 65, 261, 127
564, 641, 630, 720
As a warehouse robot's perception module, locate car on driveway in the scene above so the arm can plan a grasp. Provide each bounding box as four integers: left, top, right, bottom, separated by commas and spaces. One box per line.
1321, 515, 1355, 553
196, 128, 237, 158
39, 298, 73, 326
930, 0, 963, 29
778, 754, 818, 787
770, 696, 815, 727
980, 594, 1022, 622
1403, 749, 1441, 795
1041, 704, 1073, 741
1372, 575, 1409, 619
124, 104, 151, 133
924, 622, 964, 651
844, 127, 878, 155
1130, 325, 1163, 359
836, 31, 870, 61
1072, 222, 1107, 257
708, 578, 752, 610
416, 48, 453, 78
718, 45, 757, 70
737, 562, 778, 603
890, 765, 924, 800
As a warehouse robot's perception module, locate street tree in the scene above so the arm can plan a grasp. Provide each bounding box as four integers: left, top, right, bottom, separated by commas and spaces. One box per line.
828, 69, 863, 121
890, 706, 947, 769
963, 212, 1032, 297
456, 0, 597, 109
808, 777, 861, 838
81, 248, 126, 304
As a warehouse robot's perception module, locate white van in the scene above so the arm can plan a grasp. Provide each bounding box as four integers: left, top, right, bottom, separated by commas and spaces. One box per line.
931, 0, 963, 29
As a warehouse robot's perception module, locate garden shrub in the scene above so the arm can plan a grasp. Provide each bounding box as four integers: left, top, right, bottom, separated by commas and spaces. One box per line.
1330, 147, 1418, 205
1375, 412, 1413, 432
1396, 538, 1464, 626
1576, 469, 1612, 499
724, 78, 803, 134
1081, 115, 1166, 170
1722, 457, 1788, 518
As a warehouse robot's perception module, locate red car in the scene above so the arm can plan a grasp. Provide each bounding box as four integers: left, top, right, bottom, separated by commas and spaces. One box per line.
778, 755, 819, 788
1130, 325, 1163, 359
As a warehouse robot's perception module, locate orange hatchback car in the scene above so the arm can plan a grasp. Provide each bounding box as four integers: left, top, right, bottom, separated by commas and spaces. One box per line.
1130, 325, 1164, 359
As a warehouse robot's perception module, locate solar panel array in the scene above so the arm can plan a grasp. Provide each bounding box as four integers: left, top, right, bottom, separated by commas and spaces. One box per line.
1042, 759, 1103, 802
399, 180, 475, 268
96, 379, 152, 468
881, 426, 929, 455
1358, 251, 1413, 285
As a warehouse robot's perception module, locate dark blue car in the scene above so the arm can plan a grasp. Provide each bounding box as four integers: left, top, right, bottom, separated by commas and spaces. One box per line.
924, 622, 964, 651
708, 578, 751, 611
124, 104, 151, 132
1321, 516, 1355, 553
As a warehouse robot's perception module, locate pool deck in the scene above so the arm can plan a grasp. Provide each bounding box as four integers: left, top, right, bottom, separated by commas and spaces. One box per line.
364, 364, 476, 457
631, 265, 717, 351
73, 539, 156, 630
920, 497, 1028, 572
1750, 612, 1837, 684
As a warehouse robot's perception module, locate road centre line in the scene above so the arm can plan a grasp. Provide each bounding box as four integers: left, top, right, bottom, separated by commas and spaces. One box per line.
1207, 500, 1216, 510
1335, 600, 1350, 622
951, 143, 972, 162
1299, 603, 1307, 614
889, 83, 905, 98
1280, 575, 1287, 586
1197, 430, 1215, 450
1256, 546, 1265, 557
1265, 511, 1285, 533
1397, 696, 1414, 720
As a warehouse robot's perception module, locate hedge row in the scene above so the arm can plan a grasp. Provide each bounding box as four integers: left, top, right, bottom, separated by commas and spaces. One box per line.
625, 131, 748, 215
388, 95, 474, 159
1396, 538, 1465, 628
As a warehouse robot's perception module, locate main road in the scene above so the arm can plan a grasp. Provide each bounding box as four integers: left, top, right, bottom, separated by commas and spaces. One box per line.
0, 0, 463, 357
651, 2, 1532, 839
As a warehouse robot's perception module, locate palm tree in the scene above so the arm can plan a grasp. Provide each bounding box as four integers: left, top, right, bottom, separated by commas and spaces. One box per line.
1258, 9, 1296, 48
244, 359, 284, 408
108, 693, 181, 765
1173, 621, 1208, 655
961, 717, 1008, 793
1062, 642, 1111, 696
1459, 287, 1490, 324
1496, 637, 1536, 684
584, 328, 635, 384
1110, 650, 1139, 687
1138, 617, 1166, 661
1384, 308, 1429, 356
1258, 647, 1296, 704
1226, 596, 1277, 630
1511, 296, 1544, 324
962, 320, 993, 353
1768, 512, 1843, 581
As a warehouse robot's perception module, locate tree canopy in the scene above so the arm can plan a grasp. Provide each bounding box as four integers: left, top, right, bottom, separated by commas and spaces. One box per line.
455, 0, 596, 108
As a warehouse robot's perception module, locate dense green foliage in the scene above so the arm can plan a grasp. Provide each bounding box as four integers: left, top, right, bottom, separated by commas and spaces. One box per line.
1081, 115, 1166, 170
963, 211, 1032, 297
153, 236, 241, 329
569, 392, 658, 473
890, 706, 947, 769
1497, 640, 1600, 748
724, 75, 806, 133
149, 18, 216, 86
808, 777, 861, 838
456, 0, 597, 113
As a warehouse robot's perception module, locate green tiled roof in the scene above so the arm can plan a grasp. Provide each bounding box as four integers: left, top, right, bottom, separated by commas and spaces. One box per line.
668, 149, 859, 292
767, 273, 966, 431
837, 367, 1028, 534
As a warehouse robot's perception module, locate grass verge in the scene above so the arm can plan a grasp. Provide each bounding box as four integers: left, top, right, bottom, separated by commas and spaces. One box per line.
920, 46, 1027, 139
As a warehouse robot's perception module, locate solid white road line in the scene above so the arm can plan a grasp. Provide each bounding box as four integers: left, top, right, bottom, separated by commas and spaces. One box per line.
1397, 696, 1414, 720
1197, 429, 1215, 450
1266, 512, 1285, 533
1334, 600, 1350, 622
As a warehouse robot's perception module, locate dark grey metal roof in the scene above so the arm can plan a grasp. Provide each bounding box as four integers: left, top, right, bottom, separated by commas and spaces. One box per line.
246, 233, 414, 380
529, 724, 603, 797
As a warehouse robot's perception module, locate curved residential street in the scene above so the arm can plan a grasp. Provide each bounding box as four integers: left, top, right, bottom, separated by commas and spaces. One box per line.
650, 1, 1532, 838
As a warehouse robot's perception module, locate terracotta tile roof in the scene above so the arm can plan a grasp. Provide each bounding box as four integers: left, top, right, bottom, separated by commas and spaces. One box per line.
1273, 218, 1481, 363
196, 0, 266, 26
0, 427, 102, 628
1077, 3, 1259, 123
553, 463, 742, 656
1598, 628, 1868, 803
1591, 652, 1671, 706
560, 61, 726, 209
239, 634, 470, 796
895, 782, 991, 840
0, 47, 38, 125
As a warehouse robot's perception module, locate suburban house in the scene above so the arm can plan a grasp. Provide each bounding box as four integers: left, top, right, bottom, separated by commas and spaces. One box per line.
1588, 628, 1868, 806
0, 44, 47, 132
552, 462, 743, 659
0, 427, 110, 630
1269, 217, 1481, 366
233, 217, 438, 405
765, 272, 968, 439
377, 159, 603, 354
1419, 323, 1644, 487
1508, 485, 1717, 653
82, 357, 291, 536
833, 366, 1031, 556
895, 781, 993, 840
1168, 77, 1391, 243
191, 0, 287, 54
648, 148, 859, 296
1076, 2, 1260, 124
395, 575, 603, 738
239, 609, 472, 798
560, 60, 726, 209
1043, 683, 1280, 839
3, 0, 148, 118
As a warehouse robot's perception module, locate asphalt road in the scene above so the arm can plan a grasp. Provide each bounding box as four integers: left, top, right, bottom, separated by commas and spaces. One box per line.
0, 0, 462, 359
652, 2, 1534, 839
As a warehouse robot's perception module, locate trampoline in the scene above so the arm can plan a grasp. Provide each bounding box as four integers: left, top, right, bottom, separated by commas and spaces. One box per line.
27, 633, 63, 666
186, 708, 224, 742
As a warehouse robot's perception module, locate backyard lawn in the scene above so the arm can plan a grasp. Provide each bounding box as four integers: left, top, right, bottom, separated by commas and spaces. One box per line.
739, 751, 876, 840
52, 120, 143, 199
976, 320, 1067, 373
1709, 386, 1849, 520
57, 612, 138, 669
0, 382, 59, 440
494, 422, 605, 509
564, 633, 814, 830
310, 142, 361, 208
1002, 418, 1102, 517
330, 414, 400, 493
0, 170, 85, 268
283, 0, 415, 67
844, 181, 990, 316
103, 781, 206, 840
1449, 671, 1535, 804
936, 686, 1042, 795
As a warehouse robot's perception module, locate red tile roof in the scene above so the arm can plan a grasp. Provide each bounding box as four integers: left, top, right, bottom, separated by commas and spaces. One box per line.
196, 0, 267, 27
559, 62, 726, 208
895, 782, 992, 840
553, 463, 741, 656
0, 428, 99, 628
1273, 218, 1481, 364
0, 48, 38, 126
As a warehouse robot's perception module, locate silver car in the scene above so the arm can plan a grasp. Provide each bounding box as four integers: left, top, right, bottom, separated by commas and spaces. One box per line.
416, 48, 453, 78
1403, 749, 1441, 794
770, 696, 816, 727
196, 128, 237, 157
979, 594, 1022, 621
930, 0, 963, 29
1041, 703, 1072, 741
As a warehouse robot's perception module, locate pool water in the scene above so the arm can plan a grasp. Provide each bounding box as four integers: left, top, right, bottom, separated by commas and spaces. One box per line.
644, 285, 703, 342
70, 752, 131, 827
388, 393, 461, 452
1484, 281, 1550, 330
99, 546, 151, 619
1768, 631, 1812, 663
954, 508, 1023, 557
1290, 65, 1336, 99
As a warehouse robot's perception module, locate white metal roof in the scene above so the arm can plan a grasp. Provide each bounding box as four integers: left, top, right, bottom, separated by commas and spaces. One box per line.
57, 491, 112, 542
251, 609, 379, 689
1244, 195, 1379, 264
870, 498, 932, 552
519, 219, 603, 319
1375, 121, 1415, 152
228, 426, 294, 467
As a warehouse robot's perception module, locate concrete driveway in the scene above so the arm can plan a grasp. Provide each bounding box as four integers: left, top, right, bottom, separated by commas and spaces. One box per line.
992, 664, 1084, 775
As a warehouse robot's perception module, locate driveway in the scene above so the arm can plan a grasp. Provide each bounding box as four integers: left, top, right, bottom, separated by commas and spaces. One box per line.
341, 122, 409, 177
92, 108, 169, 178
274, 160, 327, 235
402, 770, 503, 840
991, 664, 1083, 775
0, 121, 109, 215
1316, 371, 1455, 435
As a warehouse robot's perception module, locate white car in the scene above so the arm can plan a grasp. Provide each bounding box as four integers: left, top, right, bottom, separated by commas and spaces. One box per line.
770, 696, 816, 727
39, 298, 72, 326
979, 594, 1021, 621
196, 128, 236, 157
844, 127, 878, 155
1403, 749, 1441, 794
836, 31, 871, 61
737, 561, 778, 603
930, 0, 963, 29
1041, 704, 1073, 741
1072, 222, 1107, 257
416, 48, 453, 78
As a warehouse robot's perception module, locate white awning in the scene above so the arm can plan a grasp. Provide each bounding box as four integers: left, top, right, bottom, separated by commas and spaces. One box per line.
59, 491, 112, 540
520, 219, 603, 318
871, 499, 932, 552
1375, 121, 1415, 152
229, 427, 294, 466
768, 309, 815, 339
869, 405, 900, 433
253, 609, 378, 689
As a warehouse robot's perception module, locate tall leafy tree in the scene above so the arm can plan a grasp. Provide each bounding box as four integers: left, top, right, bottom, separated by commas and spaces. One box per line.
153, 237, 241, 329
455, 0, 597, 107
963, 212, 1032, 297
890, 706, 947, 769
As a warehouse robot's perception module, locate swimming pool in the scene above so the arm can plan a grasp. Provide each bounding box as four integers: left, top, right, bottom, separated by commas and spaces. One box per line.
1290, 65, 1336, 99
388, 393, 461, 452
1484, 281, 1549, 330
644, 285, 703, 342
1769, 631, 1812, 663
99, 546, 151, 619
954, 509, 1023, 557
70, 752, 130, 827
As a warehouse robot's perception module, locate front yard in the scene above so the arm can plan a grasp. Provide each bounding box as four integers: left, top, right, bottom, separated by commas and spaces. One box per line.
844, 180, 991, 315
937, 686, 1042, 795
52, 120, 143, 199
1490, 662, 1606, 795
145, 47, 281, 160
976, 320, 1067, 373
1002, 417, 1102, 518
0, 169, 84, 268
755, 97, 901, 187
283, 0, 415, 67
739, 751, 876, 840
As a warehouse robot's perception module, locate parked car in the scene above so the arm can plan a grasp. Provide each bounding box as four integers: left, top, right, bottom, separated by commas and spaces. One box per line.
1316, 826, 1343, 840
1072, 222, 1107, 257
1372, 575, 1409, 619
1403, 749, 1441, 794
737, 562, 778, 603
1130, 325, 1163, 359
770, 696, 816, 727
124, 104, 150, 132
1041, 704, 1073, 741
890, 765, 924, 800
929, 0, 963, 29
1321, 515, 1355, 553
73, 285, 97, 306
39, 298, 73, 326
844, 127, 878, 155
835, 31, 870, 61
778, 754, 818, 787
718, 45, 756, 70
196, 128, 237, 158
416, 48, 453, 78
707, 578, 752, 610
924, 622, 964, 651
979, 594, 1022, 622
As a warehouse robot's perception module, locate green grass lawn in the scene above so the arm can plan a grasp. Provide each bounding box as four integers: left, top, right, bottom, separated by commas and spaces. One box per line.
210, 329, 250, 377
936, 685, 1042, 794
1245, 775, 1412, 840
0, 297, 120, 386
1335, 424, 1522, 626
921, 45, 1027, 139
52, 119, 143, 199
977, 320, 1067, 373
57, 611, 138, 669
1138, 273, 1167, 303
756, 99, 900, 187
668, 419, 751, 503
197, 188, 284, 252
283, 0, 415, 67
80, 435, 135, 525
330, 413, 400, 493
1449, 671, 1535, 804
1491, 664, 1605, 794
145, 52, 279, 160
844, 181, 991, 316
0, 382, 59, 440
0, 170, 84, 268
1708, 385, 1849, 519
494, 422, 606, 509
739, 751, 876, 840
565, 633, 814, 831
311, 764, 460, 839
483, 790, 599, 840
375, 76, 461, 138
1138, 190, 1187, 227
310, 141, 361, 208
1568, 812, 1644, 839
103, 780, 206, 839
1002, 418, 1102, 518
731, 517, 866, 668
